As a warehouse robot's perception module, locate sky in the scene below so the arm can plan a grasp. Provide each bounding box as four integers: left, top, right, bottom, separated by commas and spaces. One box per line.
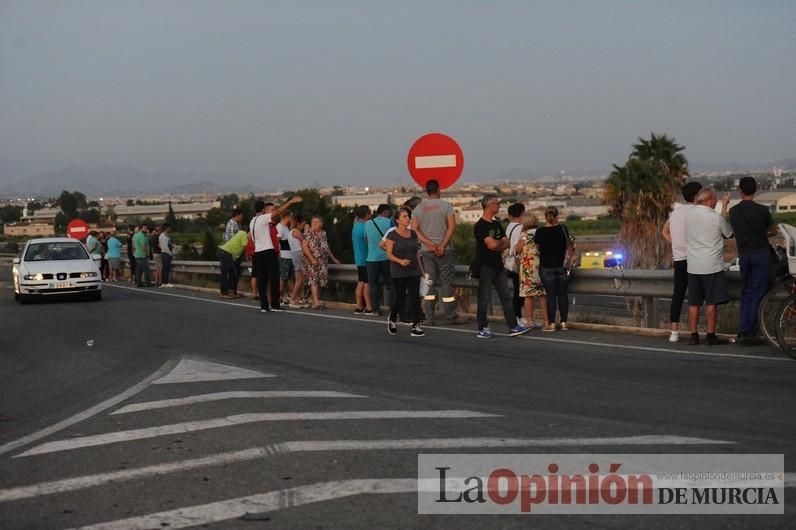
0, 0, 794, 189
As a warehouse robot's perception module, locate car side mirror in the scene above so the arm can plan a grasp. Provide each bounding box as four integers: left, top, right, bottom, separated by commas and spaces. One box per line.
12, 257, 20, 265
91, 254, 102, 262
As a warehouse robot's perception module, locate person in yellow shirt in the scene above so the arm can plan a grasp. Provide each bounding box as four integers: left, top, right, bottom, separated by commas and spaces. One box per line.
218, 225, 249, 299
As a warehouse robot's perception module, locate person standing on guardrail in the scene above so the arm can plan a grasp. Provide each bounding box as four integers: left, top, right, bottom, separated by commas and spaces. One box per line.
729, 177, 778, 346
250, 196, 302, 312
685, 187, 733, 345
412, 180, 465, 326
473, 194, 531, 339
365, 204, 395, 316
662, 181, 702, 343
352, 205, 374, 315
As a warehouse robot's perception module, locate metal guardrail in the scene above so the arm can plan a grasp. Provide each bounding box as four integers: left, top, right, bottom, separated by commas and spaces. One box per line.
160, 260, 742, 328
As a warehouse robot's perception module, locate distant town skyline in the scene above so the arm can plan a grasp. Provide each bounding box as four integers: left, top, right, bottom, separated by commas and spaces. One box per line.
1, 1, 794, 190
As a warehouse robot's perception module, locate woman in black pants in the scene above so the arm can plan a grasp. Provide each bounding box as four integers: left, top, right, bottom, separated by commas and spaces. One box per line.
383, 207, 426, 337
533, 206, 573, 331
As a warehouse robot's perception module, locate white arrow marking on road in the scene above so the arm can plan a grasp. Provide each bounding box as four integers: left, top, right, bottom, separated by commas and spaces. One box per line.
15, 411, 499, 457
0, 359, 179, 457
0, 436, 734, 502
414, 154, 457, 169
111, 391, 366, 414
152, 358, 275, 384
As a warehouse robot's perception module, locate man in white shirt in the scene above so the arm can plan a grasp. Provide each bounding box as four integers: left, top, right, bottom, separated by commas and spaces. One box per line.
662, 181, 702, 342
250, 196, 302, 312
158, 223, 174, 288
504, 203, 526, 325
685, 187, 733, 345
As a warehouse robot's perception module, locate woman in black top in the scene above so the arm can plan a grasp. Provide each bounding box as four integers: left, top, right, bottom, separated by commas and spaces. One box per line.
384, 207, 426, 337
533, 206, 572, 331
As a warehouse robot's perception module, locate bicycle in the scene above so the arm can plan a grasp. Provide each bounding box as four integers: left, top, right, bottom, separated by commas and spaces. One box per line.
772, 223, 796, 359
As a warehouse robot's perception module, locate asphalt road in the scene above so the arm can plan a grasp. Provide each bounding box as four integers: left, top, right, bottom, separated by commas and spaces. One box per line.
0, 279, 794, 529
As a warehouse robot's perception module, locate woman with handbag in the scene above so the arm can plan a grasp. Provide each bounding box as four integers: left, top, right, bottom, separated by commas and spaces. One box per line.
533, 206, 575, 331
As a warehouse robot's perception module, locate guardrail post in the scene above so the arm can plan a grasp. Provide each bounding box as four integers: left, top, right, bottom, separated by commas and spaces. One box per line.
643, 296, 658, 329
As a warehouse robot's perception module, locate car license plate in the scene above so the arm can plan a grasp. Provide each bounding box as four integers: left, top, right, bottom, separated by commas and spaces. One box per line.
54, 282, 76, 289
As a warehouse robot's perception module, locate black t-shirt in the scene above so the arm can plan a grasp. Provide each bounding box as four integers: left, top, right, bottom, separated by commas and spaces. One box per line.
534, 224, 569, 269
729, 200, 773, 257
386, 229, 420, 278
474, 218, 506, 270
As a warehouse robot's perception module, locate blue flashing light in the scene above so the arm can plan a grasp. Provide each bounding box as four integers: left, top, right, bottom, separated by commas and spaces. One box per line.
614, 254, 623, 260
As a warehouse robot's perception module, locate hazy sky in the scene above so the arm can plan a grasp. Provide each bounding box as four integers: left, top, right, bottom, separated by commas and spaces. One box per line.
1, 0, 794, 188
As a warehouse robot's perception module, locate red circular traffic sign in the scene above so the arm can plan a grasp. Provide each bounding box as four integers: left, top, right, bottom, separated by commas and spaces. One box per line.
407, 132, 464, 190
66, 219, 89, 241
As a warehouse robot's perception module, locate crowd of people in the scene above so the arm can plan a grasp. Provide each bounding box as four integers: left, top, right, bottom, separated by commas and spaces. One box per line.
205, 179, 577, 339
663, 176, 777, 346
102, 177, 777, 344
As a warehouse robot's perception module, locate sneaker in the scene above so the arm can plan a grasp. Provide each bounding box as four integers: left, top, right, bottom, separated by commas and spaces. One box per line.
411, 324, 425, 337
260, 309, 270, 313
705, 334, 728, 346
270, 306, 284, 312
476, 328, 495, 339
669, 331, 680, 343
387, 319, 397, 335
689, 333, 700, 345
166, 283, 175, 288
363, 309, 375, 316
509, 324, 531, 337
560, 322, 569, 331
517, 317, 529, 327
542, 324, 556, 332
288, 302, 304, 309
354, 307, 364, 314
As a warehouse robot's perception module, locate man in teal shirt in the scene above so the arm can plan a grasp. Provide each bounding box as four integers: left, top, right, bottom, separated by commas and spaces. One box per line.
218, 225, 249, 298
132, 225, 152, 287
364, 204, 394, 315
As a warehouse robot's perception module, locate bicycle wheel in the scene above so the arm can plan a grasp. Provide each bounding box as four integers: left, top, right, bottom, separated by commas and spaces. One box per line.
759, 287, 790, 350
774, 293, 796, 359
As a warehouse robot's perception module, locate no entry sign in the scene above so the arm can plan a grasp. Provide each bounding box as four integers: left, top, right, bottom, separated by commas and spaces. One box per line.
66, 219, 89, 241
407, 132, 464, 190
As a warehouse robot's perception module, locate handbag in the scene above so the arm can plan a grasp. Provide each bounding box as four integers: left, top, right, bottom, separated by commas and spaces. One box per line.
502, 225, 520, 273
561, 224, 578, 272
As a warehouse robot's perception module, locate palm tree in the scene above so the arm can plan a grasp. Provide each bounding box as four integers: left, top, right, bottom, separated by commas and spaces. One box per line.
604, 133, 689, 269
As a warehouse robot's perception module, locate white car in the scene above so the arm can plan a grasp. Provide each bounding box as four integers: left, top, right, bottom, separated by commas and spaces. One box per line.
12, 237, 102, 303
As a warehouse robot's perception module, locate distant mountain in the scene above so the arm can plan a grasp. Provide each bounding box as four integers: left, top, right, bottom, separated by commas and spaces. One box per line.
0, 166, 255, 197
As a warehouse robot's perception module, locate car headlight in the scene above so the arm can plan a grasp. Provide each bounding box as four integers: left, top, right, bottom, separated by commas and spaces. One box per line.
80, 272, 98, 278
23, 273, 44, 281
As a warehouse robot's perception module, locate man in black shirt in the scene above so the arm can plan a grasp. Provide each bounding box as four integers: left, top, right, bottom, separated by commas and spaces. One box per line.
729, 177, 777, 345
473, 194, 530, 339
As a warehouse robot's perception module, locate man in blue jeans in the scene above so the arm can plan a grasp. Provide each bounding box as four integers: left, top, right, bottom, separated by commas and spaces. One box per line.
364, 204, 394, 316
472, 194, 530, 339
729, 177, 777, 346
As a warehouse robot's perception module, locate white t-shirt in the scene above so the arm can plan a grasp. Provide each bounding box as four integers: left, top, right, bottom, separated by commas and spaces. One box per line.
249, 213, 274, 252
276, 223, 292, 257
506, 221, 522, 254
288, 228, 303, 255
668, 204, 694, 262
685, 205, 734, 275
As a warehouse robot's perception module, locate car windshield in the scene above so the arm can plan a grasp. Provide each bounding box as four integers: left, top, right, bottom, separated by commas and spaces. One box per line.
24, 242, 90, 261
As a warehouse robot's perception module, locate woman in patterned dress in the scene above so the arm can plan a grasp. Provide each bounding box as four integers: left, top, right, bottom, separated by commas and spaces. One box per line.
302, 216, 341, 309
514, 212, 549, 329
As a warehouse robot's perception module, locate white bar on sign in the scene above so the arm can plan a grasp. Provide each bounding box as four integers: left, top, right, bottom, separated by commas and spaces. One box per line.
71, 227, 87, 233
414, 154, 457, 169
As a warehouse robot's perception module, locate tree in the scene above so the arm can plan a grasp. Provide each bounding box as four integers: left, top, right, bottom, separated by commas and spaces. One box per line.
165, 201, 177, 226
0, 205, 23, 225
218, 193, 239, 212
57, 190, 87, 221
604, 133, 689, 269
126, 199, 135, 207
200, 229, 218, 261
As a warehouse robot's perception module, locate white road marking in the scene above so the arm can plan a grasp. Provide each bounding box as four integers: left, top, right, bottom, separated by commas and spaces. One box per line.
152, 358, 275, 384
73, 479, 417, 530
0, 358, 179, 457
414, 154, 457, 169
15, 411, 500, 457
72, 473, 796, 529
111, 390, 367, 414
0, 435, 733, 502
105, 284, 793, 363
